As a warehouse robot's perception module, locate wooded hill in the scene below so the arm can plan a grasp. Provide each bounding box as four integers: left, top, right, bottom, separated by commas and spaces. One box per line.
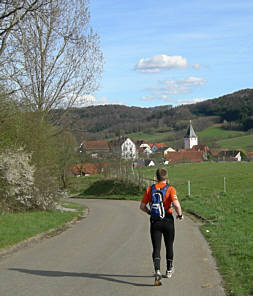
54, 89, 253, 144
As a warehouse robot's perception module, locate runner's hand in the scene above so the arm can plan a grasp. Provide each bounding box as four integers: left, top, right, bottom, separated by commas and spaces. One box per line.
176, 214, 184, 220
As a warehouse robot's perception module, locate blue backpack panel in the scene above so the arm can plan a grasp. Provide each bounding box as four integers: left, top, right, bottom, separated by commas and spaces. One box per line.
150, 184, 169, 221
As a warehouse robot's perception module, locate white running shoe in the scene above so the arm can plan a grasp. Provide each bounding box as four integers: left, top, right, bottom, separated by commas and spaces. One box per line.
154, 269, 162, 278
154, 270, 162, 286
164, 267, 175, 278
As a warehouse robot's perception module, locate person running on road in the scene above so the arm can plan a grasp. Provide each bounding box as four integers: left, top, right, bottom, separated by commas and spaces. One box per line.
140, 167, 183, 279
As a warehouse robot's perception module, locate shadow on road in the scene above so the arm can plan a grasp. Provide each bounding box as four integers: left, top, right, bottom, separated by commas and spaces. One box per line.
9, 268, 154, 287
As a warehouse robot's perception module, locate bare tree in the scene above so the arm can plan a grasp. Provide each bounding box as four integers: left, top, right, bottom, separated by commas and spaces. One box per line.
3, 0, 103, 112
0, 0, 46, 58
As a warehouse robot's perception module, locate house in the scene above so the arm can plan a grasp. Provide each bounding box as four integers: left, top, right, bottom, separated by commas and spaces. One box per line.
70, 163, 98, 176
214, 150, 242, 162
184, 121, 198, 149
70, 162, 107, 176
80, 141, 110, 155
144, 159, 155, 167
151, 143, 167, 153
139, 143, 153, 155
247, 152, 253, 161
165, 151, 203, 163
192, 145, 209, 152
164, 147, 176, 158
121, 138, 138, 160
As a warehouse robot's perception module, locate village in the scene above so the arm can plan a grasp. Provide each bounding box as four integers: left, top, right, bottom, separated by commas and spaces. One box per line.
70, 121, 252, 176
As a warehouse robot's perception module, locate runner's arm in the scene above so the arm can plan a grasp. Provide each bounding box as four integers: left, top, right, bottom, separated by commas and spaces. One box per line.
140, 202, 150, 215
173, 200, 183, 219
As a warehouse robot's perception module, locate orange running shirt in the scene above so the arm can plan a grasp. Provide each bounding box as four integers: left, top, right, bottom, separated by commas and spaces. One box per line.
141, 182, 178, 214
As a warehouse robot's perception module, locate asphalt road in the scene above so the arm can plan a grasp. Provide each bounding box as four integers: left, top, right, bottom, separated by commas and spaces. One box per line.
0, 199, 225, 296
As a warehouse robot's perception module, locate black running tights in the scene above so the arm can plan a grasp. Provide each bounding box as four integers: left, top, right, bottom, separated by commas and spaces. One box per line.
150, 214, 175, 270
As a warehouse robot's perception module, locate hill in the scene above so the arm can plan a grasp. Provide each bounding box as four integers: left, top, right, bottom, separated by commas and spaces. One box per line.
54, 89, 253, 145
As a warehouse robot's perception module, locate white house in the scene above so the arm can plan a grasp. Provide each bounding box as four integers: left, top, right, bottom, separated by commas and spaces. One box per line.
121, 138, 137, 160
145, 159, 155, 167
140, 143, 153, 155
184, 121, 198, 149
234, 151, 241, 161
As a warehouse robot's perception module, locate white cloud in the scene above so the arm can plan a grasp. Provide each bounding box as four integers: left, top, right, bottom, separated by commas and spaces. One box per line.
141, 76, 207, 104
157, 76, 207, 95
85, 96, 124, 106
177, 97, 206, 104
135, 54, 188, 73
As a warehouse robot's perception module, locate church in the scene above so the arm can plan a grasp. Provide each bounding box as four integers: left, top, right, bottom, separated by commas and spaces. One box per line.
184, 120, 198, 149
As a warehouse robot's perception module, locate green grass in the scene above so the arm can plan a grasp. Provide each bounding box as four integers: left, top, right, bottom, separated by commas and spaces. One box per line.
67, 174, 102, 194
0, 202, 84, 250
198, 125, 245, 141
75, 178, 144, 200
217, 134, 253, 151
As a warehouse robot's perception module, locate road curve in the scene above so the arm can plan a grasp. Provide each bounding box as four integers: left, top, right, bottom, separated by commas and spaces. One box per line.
0, 199, 225, 296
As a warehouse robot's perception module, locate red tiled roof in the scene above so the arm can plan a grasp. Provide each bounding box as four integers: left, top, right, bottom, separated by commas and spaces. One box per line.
165, 151, 203, 163
192, 145, 209, 151
82, 141, 110, 151
70, 162, 107, 175
154, 143, 166, 148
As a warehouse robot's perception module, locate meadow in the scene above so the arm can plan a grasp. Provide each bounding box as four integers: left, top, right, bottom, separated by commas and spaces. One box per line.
197, 125, 245, 141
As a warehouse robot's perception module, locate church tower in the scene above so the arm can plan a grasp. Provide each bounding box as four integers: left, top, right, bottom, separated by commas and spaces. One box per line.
184, 121, 198, 149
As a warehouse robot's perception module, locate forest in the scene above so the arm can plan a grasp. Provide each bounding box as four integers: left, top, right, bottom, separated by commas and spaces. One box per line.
55, 88, 253, 143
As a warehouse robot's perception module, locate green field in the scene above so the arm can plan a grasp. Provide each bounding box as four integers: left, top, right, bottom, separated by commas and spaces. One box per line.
217, 134, 253, 151
198, 125, 245, 141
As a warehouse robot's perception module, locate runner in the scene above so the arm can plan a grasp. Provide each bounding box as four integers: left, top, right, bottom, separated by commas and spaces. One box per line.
140, 168, 183, 285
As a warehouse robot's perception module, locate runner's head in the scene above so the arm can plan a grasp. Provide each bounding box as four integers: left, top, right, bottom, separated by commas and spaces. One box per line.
156, 168, 168, 182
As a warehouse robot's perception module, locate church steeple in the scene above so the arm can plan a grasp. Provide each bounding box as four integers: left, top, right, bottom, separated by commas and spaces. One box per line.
185, 120, 197, 138
184, 120, 198, 149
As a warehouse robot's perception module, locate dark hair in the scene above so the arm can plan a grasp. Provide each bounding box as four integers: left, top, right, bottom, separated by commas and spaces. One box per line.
156, 168, 168, 181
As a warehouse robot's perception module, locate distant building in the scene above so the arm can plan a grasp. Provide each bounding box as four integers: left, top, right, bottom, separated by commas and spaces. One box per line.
109, 137, 138, 160
144, 159, 155, 167
191, 145, 209, 152
151, 143, 167, 153
80, 141, 110, 155
165, 151, 203, 163
213, 150, 242, 162
164, 147, 176, 158
121, 138, 138, 160
184, 121, 198, 149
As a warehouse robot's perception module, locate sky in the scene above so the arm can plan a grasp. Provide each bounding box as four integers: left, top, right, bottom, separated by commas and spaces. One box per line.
86, 0, 253, 108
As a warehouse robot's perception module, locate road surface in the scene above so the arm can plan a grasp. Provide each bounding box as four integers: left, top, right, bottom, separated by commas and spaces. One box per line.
0, 199, 225, 296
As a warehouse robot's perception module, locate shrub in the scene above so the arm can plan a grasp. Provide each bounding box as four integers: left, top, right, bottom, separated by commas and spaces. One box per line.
0, 148, 58, 212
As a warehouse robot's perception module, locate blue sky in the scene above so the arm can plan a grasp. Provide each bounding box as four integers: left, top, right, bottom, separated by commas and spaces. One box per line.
87, 0, 253, 107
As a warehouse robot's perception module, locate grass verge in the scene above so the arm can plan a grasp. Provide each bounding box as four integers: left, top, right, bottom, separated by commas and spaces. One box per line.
0, 202, 84, 250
